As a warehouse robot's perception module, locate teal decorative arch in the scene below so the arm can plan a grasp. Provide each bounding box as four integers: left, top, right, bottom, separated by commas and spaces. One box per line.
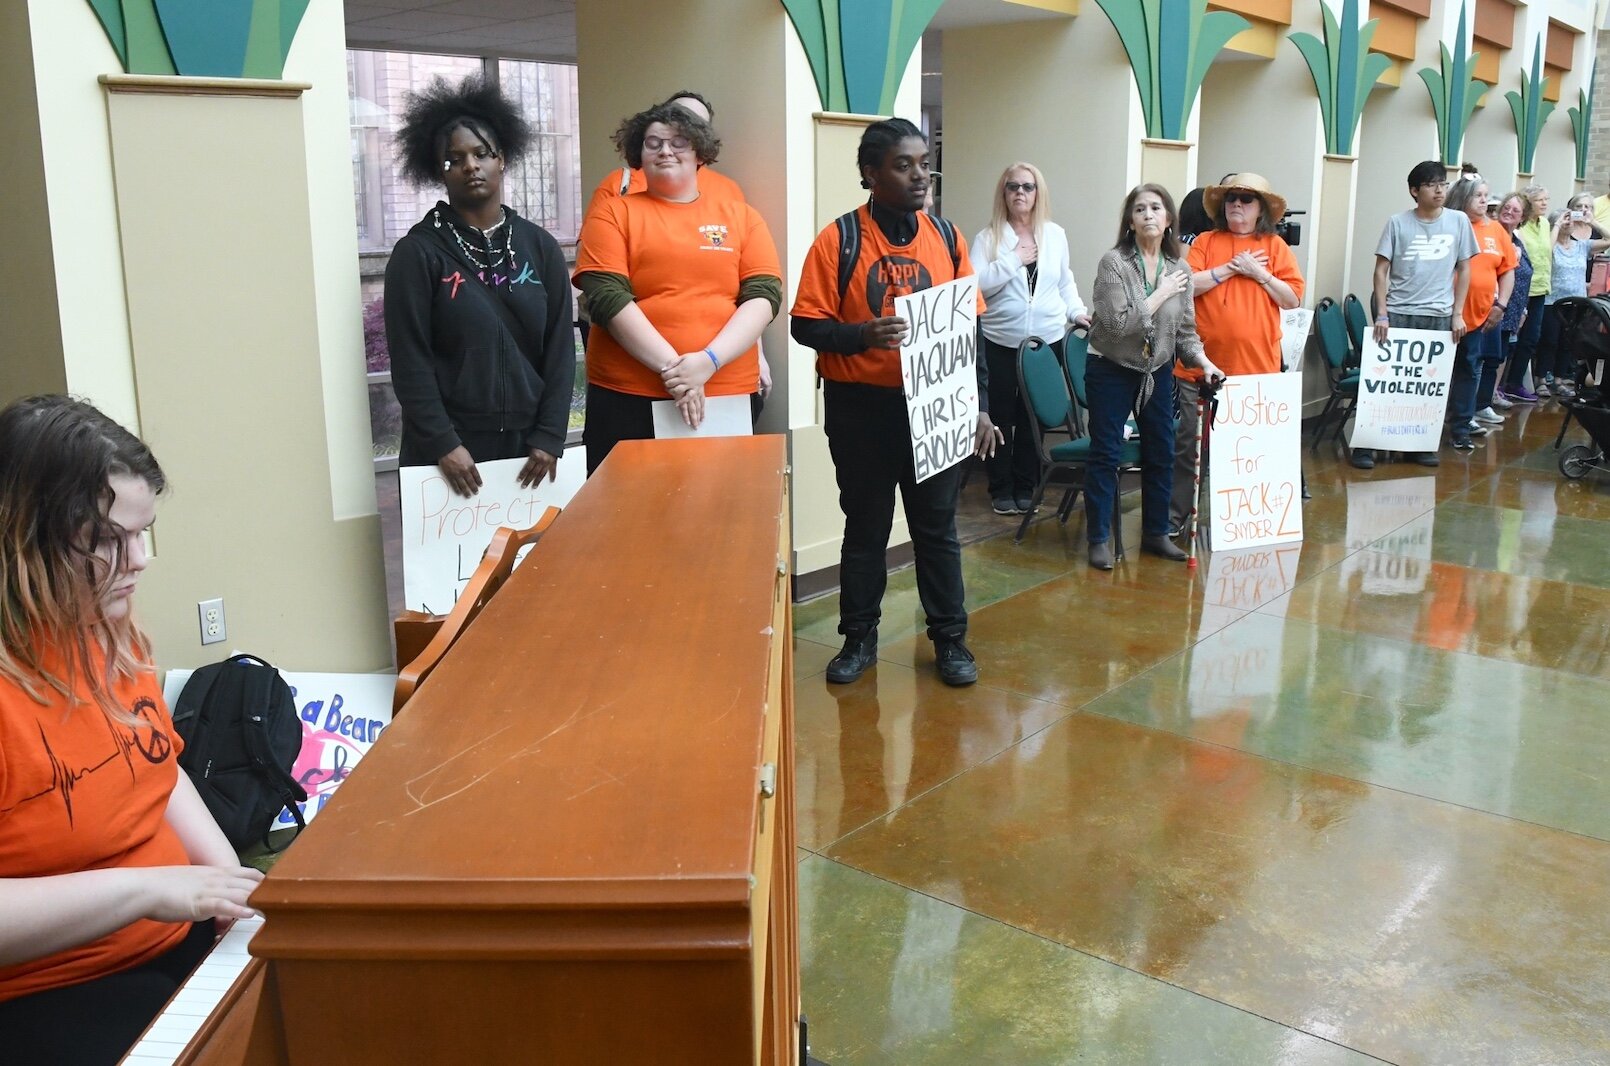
86, 0, 311, 78
1090, 0, 1249, 140
1417, 5, 1485, 166
1288, 0, 1393, 156
781, 0, 945, 115
1508, 41, 1557, 176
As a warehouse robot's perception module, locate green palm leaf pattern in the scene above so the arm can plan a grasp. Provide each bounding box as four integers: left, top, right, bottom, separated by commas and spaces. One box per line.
1506, 40, 1557, 175
1417, 6, 1483, 165
84, 0, 309, 76
1568, 79, 1592, 182
781, 0, 945, 116
1291, 0, 1390, 155
1093, 0, 1248, 140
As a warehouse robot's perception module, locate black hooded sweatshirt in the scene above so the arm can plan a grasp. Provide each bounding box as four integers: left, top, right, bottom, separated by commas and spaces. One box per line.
385, 203, 574, 462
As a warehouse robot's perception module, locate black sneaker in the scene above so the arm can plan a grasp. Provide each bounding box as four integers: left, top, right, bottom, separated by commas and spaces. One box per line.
1451, 435, 1475, 451
826, 629, 878, 684
1349, 448, 1376, 470
992, 497, 1020, 515
934, 639, 978, 686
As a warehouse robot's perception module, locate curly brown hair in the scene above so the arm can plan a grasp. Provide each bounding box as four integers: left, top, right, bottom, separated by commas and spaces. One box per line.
612, 103, 721, 169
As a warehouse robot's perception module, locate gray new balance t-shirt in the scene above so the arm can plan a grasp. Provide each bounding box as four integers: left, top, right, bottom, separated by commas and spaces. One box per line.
1375, 209, 1478, 316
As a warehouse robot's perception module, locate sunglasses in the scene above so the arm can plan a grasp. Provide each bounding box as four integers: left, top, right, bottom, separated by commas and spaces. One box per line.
1224, 191, 1261, 205
1005, 182, 1037, 194
643, 134, 691, 152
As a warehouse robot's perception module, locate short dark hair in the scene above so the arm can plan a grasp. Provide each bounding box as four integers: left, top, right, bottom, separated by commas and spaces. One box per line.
1177, 187, 1212, 239
1407, 160, 1448, 191
661, 89, 714, 119
612, 102, 721, 169
1113, 183, 1183, 259
394, 75, 532, 187
857, 118, 925, 189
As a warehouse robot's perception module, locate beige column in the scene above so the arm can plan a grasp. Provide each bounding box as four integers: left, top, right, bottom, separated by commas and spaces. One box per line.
1139, 138, 1197, 197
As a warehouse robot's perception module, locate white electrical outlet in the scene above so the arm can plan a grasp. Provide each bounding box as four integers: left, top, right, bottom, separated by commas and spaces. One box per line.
198, 598, 226, 645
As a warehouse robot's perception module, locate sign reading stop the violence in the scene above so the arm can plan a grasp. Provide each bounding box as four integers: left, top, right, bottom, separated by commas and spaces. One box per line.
1350, 327, 1456, 451
1208, 373, 1304, 549
896, 276, 979, 483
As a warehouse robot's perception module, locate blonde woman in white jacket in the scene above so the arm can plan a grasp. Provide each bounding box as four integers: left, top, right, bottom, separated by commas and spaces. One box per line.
973, 163, 1091, 515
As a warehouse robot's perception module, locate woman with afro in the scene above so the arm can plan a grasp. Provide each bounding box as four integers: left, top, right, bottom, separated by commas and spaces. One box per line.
385, 75, 575, 497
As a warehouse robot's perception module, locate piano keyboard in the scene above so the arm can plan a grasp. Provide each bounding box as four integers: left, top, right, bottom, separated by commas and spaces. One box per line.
120, 916, 264, 1065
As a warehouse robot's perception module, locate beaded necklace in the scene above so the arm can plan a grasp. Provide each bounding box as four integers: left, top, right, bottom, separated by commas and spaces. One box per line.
433, 207, 515, 286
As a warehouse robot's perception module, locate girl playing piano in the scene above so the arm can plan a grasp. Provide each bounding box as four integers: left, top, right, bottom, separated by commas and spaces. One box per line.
0, 395, 263, 1064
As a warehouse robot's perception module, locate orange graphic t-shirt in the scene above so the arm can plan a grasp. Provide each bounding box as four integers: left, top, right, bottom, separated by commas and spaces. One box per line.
585, 165, 745, 218
0, 647, 189, 1003
1462, 216, 1519, 328
791, 205, 985, 388
575, 191, 781, 398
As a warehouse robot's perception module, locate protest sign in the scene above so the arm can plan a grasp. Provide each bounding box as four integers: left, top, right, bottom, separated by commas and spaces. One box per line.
1207, 373, 1304, 549
163, 669, 395, 829
896, 276, 979, 483
399, 452, 583, 614
1279, 307, 1313, 374
1350, 327, 1456, 451
1340, 475, 1437, 594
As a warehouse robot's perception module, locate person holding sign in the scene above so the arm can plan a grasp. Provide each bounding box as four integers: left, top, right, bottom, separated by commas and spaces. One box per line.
972, 162, 1091, 516
386, 76, 577, 498
1356, 160, 1476, 469
790, 118, 997, 687
1171, 172, 1304, 535
1084, 185, 1224, 571
1444, 176, 1516, 450
0, 396, 263, 1064
573, 102, 782, 472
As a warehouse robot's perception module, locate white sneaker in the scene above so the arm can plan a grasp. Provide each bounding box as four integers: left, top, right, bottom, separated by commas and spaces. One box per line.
1490, 391, 1515, 409
1474, 407, 1505, 424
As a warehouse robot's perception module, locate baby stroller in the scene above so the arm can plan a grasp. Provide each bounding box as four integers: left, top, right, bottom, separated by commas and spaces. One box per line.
1547, 295, 1610, 480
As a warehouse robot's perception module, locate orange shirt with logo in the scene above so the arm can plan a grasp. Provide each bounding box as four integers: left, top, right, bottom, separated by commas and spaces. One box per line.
575, 191, 781, 398
792, 205, 985, 388
1181, 231, 1305, 381
0, 648, 190, 1003
586, 165, 745, 218
1462, 216, 1519, 327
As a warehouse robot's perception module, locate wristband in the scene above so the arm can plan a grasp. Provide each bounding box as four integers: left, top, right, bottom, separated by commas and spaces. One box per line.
1494, 301, 1508, 310
705, 348, 720, 370
1211, 268, 1223, 284
1375, 315, 1389, 323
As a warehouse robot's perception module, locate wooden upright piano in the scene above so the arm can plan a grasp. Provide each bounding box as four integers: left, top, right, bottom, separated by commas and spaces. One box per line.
136, 437, 799, 1065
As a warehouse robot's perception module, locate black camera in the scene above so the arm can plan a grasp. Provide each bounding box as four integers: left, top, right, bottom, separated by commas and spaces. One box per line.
1275, 209, 1305, 248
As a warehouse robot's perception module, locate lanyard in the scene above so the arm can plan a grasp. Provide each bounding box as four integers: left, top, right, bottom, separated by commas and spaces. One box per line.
1141, 254, 1164, 295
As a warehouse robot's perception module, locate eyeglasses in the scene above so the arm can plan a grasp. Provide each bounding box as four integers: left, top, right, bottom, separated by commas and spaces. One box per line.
1417, 181, 1450, 190
643, 135, 691, 152
1005, 182, 1036, 194
1224, 191, 1261, 205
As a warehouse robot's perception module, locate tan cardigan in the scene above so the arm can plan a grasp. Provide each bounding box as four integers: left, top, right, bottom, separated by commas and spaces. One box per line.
1087, 247, 1206, 380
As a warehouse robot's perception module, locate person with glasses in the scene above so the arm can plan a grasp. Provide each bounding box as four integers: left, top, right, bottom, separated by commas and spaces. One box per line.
1169, 172, 1304, 535
1502, 183, 1554, 403
573, 102, 782, 472
1353, 160, 1476, 470
385, 75, 576, 499
971, 162, 1090, 516
1444, 175, 1516, 450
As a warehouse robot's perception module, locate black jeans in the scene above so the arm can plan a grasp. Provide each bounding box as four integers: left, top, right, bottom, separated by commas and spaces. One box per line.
1504, 293, 1547, 388
982, 336, 1059, 499
1084, 356, 1175, 542
1535, 302, 1574, 382
0, 919, 214, 1065
583, 383, 763, 475
823, 379, 966, 642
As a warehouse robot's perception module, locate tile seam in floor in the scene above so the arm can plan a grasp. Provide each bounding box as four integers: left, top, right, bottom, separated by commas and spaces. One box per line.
1071, 632, 1610, 847
805, 854, 1399, 1066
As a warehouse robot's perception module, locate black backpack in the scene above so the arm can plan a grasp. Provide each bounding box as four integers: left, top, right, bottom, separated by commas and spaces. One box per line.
172, 654, 307, 852
833, 208, 961, 300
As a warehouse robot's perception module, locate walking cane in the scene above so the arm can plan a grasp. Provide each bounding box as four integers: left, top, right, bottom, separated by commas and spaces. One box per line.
1185, 376, 1223, 571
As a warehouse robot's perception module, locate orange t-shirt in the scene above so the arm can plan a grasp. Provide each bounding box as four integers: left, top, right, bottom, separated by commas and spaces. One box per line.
1182, 231, 1305, 381
0, 647, 189, 1003
574, 192, 781, 398
791, 205, 985, 388
1463, 216, 1519, 327
586, 165, 745, 219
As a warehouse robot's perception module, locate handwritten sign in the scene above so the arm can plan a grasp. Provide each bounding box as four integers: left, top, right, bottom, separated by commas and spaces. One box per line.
399, 452, 583, 614
1208, 373, 1304, 549
1340, 475, 1436, 594
1279, 307, 1313, 373
1350, 327, 1455, 451
896, 276, 979, 483
1187, 546, 1300, 721
163, 669, 395, 829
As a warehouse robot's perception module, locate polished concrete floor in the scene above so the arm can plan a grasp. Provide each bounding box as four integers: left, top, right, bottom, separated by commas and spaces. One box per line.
792, 401, 1610, 1065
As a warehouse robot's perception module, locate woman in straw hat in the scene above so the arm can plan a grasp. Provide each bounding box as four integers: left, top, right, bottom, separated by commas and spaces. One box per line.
1169, 172, 1304, 536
